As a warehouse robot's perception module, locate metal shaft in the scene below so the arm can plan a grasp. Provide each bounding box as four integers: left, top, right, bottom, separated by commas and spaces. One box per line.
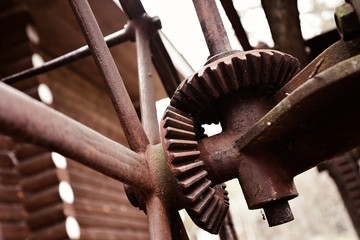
146, 196, 172, 240
135, 22, 160, 144
192, 0, 232, 57
0, 82, 151, 191
220, 0, 252, 51
68, 0, 149, 152
1, 28, 133, 84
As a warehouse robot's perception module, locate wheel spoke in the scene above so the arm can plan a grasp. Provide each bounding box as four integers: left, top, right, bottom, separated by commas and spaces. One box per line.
261, 0, 308, 66
68, 0, 149, 152
1, 27, 133, 85
192, 0, 232, 56
135, 23, 160, 144
220, 0, 252, 51
146, 196, 172, 240
0, 82, 151, 191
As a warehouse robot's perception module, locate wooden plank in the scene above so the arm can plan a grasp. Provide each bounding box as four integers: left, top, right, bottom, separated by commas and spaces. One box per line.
67, 160, 124, 192
75, 213, 148, 230
24, 185, 65, 211
0, 168, 19, 185
73, 198, 145, 221
80, 227, 149, 240
0, 153, 15, 168
17, 152, 56, 176
71, 183, 129, 205
0, 184, 23, 203
0, 203, 26, 221
0, 222, 29, 240
21, 168, 69, 193
28, 220, 68, 240
26, 203, 75, 231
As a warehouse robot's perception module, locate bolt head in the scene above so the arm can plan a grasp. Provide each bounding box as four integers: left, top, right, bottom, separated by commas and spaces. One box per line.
151, 16, 162, 30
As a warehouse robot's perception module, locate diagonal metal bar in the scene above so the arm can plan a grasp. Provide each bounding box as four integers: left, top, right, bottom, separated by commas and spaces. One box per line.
192, 0, 232, 56
0, 82, 151, 191
119, 0, 181, 97
146, 196, 172, 240
68, 0, 149, 152
135, 20, 160, 145
220, 0, 252, 51
261, 0, 308, 67
1, 27, 134, 84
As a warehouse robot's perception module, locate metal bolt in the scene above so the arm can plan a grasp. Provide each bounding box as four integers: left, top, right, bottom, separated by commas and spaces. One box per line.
335, 3, 360, 40
151, 16, 162, 30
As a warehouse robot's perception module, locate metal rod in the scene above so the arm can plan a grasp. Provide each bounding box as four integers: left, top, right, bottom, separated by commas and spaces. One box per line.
68, 0, 149, 152
220, 0, 252, 51
0, 83, 151, 191
146, 195, 172, 240
261, 0, 308, 67
135, 22, 160, 145
192, 0, 232, 56
119, 0, 181, 97
1, 28, 133, 84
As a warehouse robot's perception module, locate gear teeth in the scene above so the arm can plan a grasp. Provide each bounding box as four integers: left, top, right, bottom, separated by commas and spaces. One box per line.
259, 51, 273, 86
200, 67, 223, 99
185, 179, 213, 202
160, 107, 230, 234
170, 50, 300, 126
192, 188, 216, 214
178, 170, 208, 188
166, 139, 198, 151
220, 59, 238, 91
210, 64, 229, 95
172, 161, 205, 175
164, 106, 193, 123
168, 151, 200, 163
246, 51, 262, 86
165, 127, 195, 140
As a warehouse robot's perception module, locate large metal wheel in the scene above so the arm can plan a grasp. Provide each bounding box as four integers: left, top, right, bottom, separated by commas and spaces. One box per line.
1, 0, 360, 239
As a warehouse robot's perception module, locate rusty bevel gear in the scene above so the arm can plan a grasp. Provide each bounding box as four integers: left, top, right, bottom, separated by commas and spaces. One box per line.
171, 50, 300, 127
161, 49, 300, 234
160, 106, 229, 234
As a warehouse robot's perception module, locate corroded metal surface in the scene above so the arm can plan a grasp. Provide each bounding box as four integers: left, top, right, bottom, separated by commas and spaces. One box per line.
1, 0, 360, 238
261, 0, 308, 67
69, 0, 149, 153
0, 82, 150, 191
192, 0, 232, 56
160, 106, 229, 233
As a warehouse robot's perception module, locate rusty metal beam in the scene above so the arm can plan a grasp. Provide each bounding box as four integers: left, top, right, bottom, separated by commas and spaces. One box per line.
0, 82, 151, 191
119, 0, 181, 97
68, 0, 149, 153
1, 27, 133, 84
239, 54, 360, 172
146, 196, 172, 240
261, 0, 308, 67
135, 18, 160, 145
192, 0, 232, 57
220, 0, 252, 51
